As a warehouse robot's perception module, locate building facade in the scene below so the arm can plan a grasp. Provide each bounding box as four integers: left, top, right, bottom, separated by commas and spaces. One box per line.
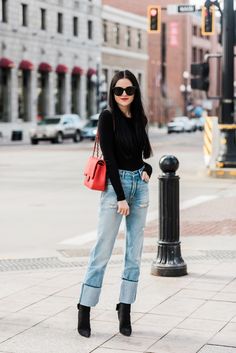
102, 0, 222, 124
0, 0, 102, 139
101, 5, 148, 110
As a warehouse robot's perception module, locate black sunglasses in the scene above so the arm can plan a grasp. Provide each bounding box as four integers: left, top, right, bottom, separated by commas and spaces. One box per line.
112, 86, 136, 96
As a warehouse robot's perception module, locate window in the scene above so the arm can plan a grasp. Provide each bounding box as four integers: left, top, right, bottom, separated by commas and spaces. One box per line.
21, 3, 28, 27
192, 47, 197, 63
138, 73, 142, 85
73, 16, 78, 36
103, 20, 107, 42
88, 20, 93, 39
74, 1, 79, 8
57, 12, 63, 33
114, 23, 120, 45
192, 25, 198, 36
127, 27, 131, 47
102, 68, 108, 84
40, 8, 46, 30
199, 48, 204, 62
2, 0, 8, 23
137, 30, 142, 49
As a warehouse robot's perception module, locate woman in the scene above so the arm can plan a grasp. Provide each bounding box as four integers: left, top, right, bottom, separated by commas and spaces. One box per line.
77, 70, 153, 337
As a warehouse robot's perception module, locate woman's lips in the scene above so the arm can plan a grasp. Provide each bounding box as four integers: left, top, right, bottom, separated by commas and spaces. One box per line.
120, 97, 129, 101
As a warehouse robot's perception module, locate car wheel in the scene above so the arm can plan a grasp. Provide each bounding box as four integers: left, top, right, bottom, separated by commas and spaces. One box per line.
55, 132, 63, 144
31, 138, 38, 145
167, 131, 171, 134
73, 130, 81, 143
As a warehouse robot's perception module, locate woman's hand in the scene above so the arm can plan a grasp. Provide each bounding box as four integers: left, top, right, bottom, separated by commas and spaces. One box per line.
141, 171, 150, 183
117, 200, 130, 216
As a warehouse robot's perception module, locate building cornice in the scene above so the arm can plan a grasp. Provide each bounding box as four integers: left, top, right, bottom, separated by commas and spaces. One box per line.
102, 46, 149, 60
102, 5, 147, 30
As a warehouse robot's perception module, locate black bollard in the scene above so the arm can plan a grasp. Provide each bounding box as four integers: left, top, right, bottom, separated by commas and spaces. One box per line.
151, 155, 187, 277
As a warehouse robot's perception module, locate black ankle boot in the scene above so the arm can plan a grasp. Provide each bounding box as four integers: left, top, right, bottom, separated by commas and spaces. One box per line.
77, 304, 91, 338
116, 303, 132, 336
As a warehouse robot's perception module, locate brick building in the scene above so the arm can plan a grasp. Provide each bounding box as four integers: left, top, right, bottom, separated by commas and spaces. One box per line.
102, 0, 222, 124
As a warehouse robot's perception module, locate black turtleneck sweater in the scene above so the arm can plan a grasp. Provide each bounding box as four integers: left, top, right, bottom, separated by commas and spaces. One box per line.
98, 109, 152, 201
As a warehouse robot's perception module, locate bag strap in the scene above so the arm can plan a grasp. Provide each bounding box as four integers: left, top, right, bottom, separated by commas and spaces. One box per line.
92, 135, 101, 158
92, 111, 115, 158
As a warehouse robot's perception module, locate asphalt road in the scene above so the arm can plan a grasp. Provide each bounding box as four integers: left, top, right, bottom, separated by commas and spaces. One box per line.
0, 129, 233, 258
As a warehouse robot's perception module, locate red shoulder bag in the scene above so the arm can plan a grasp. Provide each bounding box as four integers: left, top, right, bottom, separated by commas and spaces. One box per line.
83, 135, 106, 191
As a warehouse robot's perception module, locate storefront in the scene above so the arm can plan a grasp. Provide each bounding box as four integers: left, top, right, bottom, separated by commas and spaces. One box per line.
18, 60, 33, 122
37, 62, 52, 119
0, 57, 14, 122
86, 68, 97, 117
55, 64, 68, 114
71, 66, 83, 114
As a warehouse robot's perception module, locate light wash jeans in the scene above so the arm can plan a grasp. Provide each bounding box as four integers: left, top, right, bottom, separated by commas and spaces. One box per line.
79, 167, 149, 307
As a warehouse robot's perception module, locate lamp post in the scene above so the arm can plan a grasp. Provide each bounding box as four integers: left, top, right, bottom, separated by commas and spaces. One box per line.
96, 59, 100, 114
179, 71, 191, 116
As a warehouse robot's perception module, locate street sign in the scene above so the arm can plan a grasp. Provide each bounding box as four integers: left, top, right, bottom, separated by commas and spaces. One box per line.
167, 4, 195, 14
178, 5, 196, 13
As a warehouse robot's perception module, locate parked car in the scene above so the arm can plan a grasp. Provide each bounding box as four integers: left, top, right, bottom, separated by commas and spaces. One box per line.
81, 114, 99, 141
29, 114, 86, 144
167, 116, 196, 134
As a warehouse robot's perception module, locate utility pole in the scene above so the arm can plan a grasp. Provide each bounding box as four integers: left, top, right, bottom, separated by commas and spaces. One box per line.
216, 0, 236, 167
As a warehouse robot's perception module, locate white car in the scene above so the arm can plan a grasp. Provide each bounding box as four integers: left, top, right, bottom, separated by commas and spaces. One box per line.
167, 116, 196, 134
29, 114, 86, 144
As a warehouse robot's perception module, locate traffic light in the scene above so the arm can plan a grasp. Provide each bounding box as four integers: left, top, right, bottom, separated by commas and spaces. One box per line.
147, 6, 161, 33
201, 5, 215, 35
190, 62, 210, 91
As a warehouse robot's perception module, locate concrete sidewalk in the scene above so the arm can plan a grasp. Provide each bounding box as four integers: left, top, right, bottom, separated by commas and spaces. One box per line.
0, 232, 236, 353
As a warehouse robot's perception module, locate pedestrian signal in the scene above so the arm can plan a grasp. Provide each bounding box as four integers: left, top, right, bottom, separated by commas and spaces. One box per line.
147, 6, 161, 33
190, 62, 209, 91
201, 5, 215, 35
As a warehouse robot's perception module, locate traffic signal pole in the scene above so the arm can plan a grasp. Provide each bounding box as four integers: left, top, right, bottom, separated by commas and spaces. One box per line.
216, 0, 236, 167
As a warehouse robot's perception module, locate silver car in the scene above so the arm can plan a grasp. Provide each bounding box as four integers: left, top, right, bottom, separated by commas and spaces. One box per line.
29, 114, 86, 144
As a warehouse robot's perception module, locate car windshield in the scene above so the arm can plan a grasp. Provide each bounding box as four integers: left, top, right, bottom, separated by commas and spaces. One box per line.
85, 120, 98, 128
38, 118, 60, 125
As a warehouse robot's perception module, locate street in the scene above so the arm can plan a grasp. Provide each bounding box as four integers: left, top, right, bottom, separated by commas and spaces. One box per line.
0, 129, 235, 259
1, 130, 236, 353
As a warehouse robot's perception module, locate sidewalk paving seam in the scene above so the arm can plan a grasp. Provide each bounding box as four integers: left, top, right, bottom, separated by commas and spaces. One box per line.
0, 305, 72, 345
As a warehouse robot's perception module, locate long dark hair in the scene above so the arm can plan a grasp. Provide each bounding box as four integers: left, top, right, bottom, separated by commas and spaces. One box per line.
108, 70, 152, 159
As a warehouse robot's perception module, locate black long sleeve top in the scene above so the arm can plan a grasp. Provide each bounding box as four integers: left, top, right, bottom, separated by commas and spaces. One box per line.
98, 109, 152, 201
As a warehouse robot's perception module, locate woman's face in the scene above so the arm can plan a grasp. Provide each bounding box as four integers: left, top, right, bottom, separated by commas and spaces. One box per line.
113, 78, 135, 109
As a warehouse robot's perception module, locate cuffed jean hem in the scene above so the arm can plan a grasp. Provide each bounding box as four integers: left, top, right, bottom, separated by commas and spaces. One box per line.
119, 278, 138, 304
79, 283, 101, 307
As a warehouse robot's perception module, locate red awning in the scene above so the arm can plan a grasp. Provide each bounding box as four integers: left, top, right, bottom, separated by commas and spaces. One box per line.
0, 57, 14, 69
87, 68, 97, 77
72, 66, 83, 75
38, 62, 52, 72
19, 60, 34, 71
56, 64, 68, 74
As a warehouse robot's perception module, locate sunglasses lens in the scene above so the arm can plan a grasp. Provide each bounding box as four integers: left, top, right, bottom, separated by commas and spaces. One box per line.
113, 86, 136, 96
126, 86, 136, 95
113, 87, 124, 96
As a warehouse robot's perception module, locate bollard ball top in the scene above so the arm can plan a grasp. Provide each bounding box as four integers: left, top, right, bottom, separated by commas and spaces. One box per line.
159, 155, 179, 174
